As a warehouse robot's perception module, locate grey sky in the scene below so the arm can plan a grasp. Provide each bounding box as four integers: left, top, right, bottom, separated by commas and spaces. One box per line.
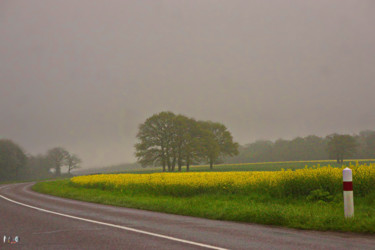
1, 0, 374, 167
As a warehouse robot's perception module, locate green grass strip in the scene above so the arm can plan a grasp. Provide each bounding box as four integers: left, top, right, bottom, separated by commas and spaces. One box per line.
33, 180, 375, 233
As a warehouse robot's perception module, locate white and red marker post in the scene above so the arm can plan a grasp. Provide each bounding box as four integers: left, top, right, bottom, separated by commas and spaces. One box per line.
343, 167, 354, 218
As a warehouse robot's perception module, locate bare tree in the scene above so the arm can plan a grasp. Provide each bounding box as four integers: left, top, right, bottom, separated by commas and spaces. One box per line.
66, 153, 82, 174
47, 147, 68, 176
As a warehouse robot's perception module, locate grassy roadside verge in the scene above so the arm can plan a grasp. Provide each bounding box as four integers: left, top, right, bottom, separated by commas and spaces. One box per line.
32, 180, 375, 233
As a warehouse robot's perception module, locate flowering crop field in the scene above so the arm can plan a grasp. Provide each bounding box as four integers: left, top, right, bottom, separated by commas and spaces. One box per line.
34, 161, 375, 232
71, 162, 375, 198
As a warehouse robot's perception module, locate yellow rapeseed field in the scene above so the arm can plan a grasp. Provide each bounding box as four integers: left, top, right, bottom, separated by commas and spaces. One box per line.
71, 163, 375, 197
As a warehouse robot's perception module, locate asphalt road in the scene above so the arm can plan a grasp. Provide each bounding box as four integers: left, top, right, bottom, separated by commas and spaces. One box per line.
0, 183, 374, 249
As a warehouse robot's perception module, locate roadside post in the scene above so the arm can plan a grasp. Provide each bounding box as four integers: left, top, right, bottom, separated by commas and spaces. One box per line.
343, 167, 354, 218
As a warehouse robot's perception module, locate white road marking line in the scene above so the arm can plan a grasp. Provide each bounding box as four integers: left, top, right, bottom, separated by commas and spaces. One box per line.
0, 192, 228, 250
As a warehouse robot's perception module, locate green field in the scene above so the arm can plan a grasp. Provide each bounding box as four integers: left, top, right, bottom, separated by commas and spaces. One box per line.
33, 160, 375, 233
110, 159, 375, 174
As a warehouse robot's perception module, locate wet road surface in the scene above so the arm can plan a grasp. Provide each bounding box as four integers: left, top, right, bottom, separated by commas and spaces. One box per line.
0, 183, 374, 249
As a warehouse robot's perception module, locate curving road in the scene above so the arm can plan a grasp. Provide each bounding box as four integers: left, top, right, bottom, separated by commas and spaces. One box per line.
0, 183, 374, 249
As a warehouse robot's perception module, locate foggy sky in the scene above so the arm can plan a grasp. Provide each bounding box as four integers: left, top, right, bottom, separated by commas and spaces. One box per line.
1, 0, 375, 168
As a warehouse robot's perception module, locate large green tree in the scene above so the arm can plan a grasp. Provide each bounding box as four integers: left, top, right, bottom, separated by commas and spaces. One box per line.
135, 111, 177, 172
327, 134, 357, 163
181, 118, 206, 171
172, 115, 206, 171
199, 121, 239, 169
0, 139, 27, 181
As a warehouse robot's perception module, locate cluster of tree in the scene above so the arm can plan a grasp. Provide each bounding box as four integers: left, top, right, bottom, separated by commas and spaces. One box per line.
45, 147, 82, 175
225, 130, 375, 164
135, 111, 239, 171
0, 139, 81, 182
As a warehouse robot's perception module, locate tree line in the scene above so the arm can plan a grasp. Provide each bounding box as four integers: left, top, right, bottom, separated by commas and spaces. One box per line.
225, 130, 375, 164
0, 139, 81, 182
135, 111, 239, 171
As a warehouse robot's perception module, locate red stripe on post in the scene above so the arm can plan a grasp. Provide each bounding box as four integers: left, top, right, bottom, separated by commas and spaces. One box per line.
343, 182, 353, 191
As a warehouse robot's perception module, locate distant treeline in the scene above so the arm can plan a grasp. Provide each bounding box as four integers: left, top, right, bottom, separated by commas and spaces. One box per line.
0, 139, 81, 182
73, 162, 141, 176
225, 130, 375, 164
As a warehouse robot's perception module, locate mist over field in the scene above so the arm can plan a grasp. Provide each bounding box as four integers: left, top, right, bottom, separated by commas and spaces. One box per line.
1, 0, 375, 168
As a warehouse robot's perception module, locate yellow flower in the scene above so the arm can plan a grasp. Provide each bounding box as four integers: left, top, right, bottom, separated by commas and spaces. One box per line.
71, 163, 375, 197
